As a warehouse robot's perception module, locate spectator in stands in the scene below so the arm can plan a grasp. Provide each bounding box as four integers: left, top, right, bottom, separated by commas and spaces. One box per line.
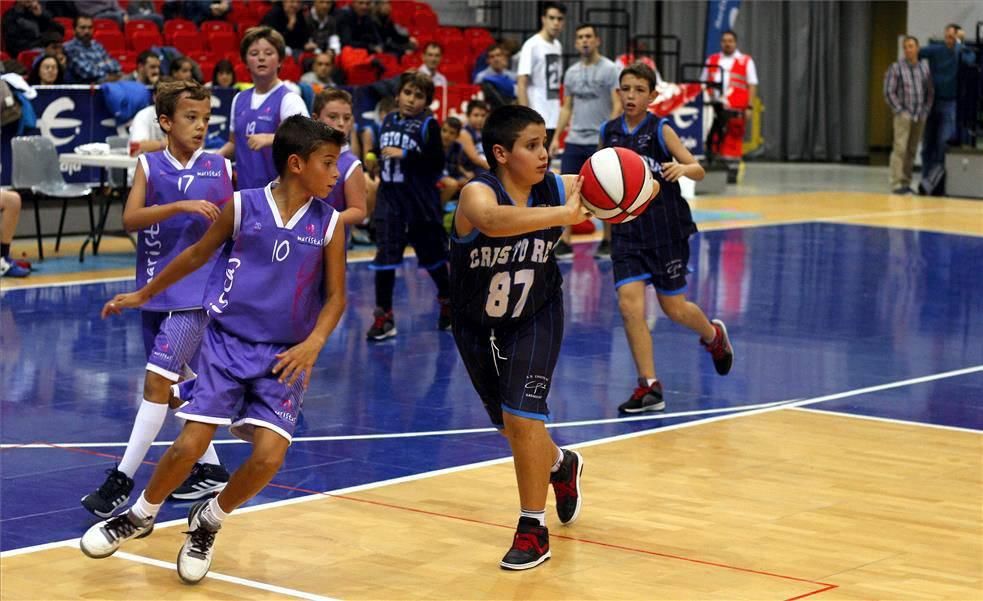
0, 190, 29, 278
128, 77, 168, 155
474, 43, 518, 106
209, 59, 236, 89
178, 0, 231, 25
38, 31, 68, 70
438, 116, 466, 204
169, 56, 197, 82
517, 1, 565, 148
337, 0, 383, 54
261, 0, 316, 56
301, 49, 343, 89
74, 0, 127, 27
27, 54, 64, 85
374, 0, 416, 56
126, 0, 164, 30
63, 14, 121, 83
127, 50, 161, 86
418, 42, 447, 88
307, 0, 339, 53
2, 0, 65, 58
884, 35, 933, 195
919, 24, 977, 179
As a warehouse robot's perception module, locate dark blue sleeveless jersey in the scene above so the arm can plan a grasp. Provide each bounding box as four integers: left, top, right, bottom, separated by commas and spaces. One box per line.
376, 110, 444, 224
450, 172, 565, 327
600, 114, 697, 252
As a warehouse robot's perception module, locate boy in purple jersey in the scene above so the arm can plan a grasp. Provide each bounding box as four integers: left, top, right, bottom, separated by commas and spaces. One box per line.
81, 116, 348, 585
313, 88, 367, 236
218, 27, 309, 190
451, 106, 597, 570
602, 63, 733, 414
81, 80, 232, 519
367, 71, 452, 340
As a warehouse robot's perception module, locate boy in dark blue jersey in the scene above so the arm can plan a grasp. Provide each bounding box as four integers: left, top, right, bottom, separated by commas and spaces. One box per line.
450, 105, 600, 570
367, 71, 452, 340
601, 63, 734, 414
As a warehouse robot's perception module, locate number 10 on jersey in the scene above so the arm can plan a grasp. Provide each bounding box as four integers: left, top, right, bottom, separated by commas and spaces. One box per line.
485, 269, 534, 318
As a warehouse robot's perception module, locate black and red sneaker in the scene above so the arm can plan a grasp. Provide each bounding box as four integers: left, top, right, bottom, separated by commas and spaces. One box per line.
500, 517, 551, 570
701, 319, 734, 375
618, 379, 665, 414
550, 449, 583, 525
437, 297, 452, 331
366, 308, 397, 341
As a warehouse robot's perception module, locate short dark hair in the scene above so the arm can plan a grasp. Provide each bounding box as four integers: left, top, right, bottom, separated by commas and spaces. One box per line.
74, 14, 93, 27
945, 23, 960, 32
575, 23, 596, 36
721, 29, 737, 41
212, 59, 236, 84
27, 54, 64, 86
240, 26, 286, 62
443, 116, 463, 132
313, 88, 353, 116
155, 79, 210, 121
540, 2, 566, 18
619, 62, 658, 92
903, 35, 919, 45
466, 99, 489, 115
398, 70, 435, 105
272, 115, 346, 175
481, 105, 545, 170
423, 41, 442, 53
170, 56, 194, 76
137, 50, 158, 66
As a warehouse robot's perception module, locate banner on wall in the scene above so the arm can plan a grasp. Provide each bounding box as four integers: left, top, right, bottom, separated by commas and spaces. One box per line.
0, 85, 235, 186
703, 0, 742, 61
650, 83, 705, 158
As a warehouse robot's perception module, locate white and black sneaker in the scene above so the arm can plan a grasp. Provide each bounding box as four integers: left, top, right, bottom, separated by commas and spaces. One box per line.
81, 468, 134, 518
177, 501, 220, 584
170, 463, 229, 501
80, 510, 154, 559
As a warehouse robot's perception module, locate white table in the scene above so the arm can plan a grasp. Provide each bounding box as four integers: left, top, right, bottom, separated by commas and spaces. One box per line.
58, 152, 138, 261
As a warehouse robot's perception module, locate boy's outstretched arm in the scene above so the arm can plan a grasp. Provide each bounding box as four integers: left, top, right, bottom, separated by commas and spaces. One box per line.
102, 200, 236, 318
457, 176, 591, 239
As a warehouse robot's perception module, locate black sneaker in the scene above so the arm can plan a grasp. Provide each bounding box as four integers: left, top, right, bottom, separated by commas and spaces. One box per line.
81, 468, 135, 518
618, 379, 665, 414
80, 510, 155, 559
500, 517, 550, 570
177, 501, 220, 584
594, 239, 611, 258
437, 298, 452, 331
366, 308, 397, 341
170, 463, 229, 501
550, 449, 584, 525
701, 319, 734, 375
554, 240, 574, 260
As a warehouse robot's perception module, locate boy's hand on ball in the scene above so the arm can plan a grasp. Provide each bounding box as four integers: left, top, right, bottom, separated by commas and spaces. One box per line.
565, 176, 593, 223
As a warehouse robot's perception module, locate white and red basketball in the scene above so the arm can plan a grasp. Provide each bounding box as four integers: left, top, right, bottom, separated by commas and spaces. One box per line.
578, 147, 656, 223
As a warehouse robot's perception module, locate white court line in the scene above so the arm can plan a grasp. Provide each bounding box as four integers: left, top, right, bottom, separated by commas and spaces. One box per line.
114, 551, 339, 600
0, 400, 793, 450
790, 406, 983, 434
3, 364, 981, 562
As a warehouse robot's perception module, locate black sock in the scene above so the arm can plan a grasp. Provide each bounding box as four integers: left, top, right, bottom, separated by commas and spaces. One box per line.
375, 269, 395, 312
1, 243, 9, 259
428, 263, 450, 299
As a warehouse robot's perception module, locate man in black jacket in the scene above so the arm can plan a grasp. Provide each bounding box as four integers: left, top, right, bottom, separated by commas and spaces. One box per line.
2, 0, 64, 58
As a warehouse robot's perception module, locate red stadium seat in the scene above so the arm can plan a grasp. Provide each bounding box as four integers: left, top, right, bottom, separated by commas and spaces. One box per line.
443, 62, 470, 84
127, 29, 161, 53
207, 30, 238, 55
464, 27, 494, 49
168, 30, 204, 52
163, 19, 196, 38
231, 14, 262, 37
413, 11, 438, 32
390, 1, 414, 27
401, 52, 423, 69
234, 62, 251, 81
53, 17, 74, 39
93, 18, 121, 32
279, 58, 301, 82
200, 20, 234, 34
95, 30, 126, 53
0, 51, 9, 61
125, 19, 157, 38
16, 49, 41, 71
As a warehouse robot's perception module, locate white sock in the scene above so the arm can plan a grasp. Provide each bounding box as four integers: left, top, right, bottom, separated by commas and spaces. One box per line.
130, 491, 162, 521
118, 400, 169, 478
201, 496, 230, 530
520, 508, 546, 526
550, 447, 564, 473
646, 378, 658, 387
198, 443, 220, 466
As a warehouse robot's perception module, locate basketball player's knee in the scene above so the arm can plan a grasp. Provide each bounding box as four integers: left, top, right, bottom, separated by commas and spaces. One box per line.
617, 288, 645, 319
247, 450, 285, 475
168, 432, 208, 464
143, 372, 174, 402
659, 297, 687, 322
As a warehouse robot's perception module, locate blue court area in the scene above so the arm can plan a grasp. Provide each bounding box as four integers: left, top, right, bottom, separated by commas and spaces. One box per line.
2, 222, 981, 551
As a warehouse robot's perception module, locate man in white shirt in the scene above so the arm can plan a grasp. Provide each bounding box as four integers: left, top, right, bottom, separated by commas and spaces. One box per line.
129, 80, 167, 155
417, 42, 447, 88
517, 1, 565, 147
703, 30, 758, 180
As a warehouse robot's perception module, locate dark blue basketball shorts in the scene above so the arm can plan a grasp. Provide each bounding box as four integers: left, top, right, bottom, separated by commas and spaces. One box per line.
612, 238, 691, 295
